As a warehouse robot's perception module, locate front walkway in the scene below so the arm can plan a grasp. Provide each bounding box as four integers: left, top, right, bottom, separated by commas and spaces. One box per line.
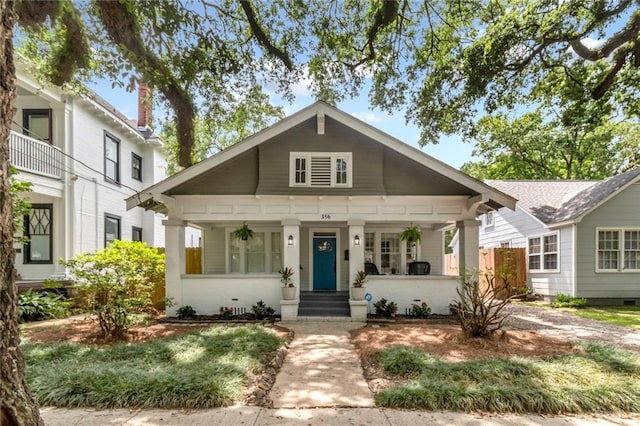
268, 321, 374, 408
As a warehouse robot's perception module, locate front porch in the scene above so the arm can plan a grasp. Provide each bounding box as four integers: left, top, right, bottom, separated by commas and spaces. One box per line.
163, 211, 479, 320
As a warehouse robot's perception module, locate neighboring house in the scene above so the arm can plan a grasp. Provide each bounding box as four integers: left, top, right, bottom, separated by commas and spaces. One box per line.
127, 101, 515, 320
480, 169, 640, 305
10, 58, 167, 282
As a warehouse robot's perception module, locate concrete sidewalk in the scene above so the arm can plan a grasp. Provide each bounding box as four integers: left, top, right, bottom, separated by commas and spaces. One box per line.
268, 321, 374, 408
40, 406, 640, 425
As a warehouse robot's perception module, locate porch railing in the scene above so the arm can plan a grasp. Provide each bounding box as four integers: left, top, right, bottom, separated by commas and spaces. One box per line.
9, 131, 63, 180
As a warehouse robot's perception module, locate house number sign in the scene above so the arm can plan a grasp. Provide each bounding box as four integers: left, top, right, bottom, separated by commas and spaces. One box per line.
321, 214, 331, 220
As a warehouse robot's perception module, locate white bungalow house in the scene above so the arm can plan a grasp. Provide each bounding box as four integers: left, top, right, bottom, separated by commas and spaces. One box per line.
127, 102, 515, 320
11, 58, 167, 283
480, 168, 640, 305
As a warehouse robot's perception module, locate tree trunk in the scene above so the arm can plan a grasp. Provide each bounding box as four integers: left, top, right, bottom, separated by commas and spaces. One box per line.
0, 1, 44, 424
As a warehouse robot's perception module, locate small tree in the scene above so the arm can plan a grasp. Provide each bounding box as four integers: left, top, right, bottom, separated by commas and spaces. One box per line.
451, 271, 522, 338
62, 240, 165, 339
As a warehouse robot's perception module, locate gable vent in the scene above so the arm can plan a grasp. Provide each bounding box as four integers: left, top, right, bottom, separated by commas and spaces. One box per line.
311, 157, 331, 186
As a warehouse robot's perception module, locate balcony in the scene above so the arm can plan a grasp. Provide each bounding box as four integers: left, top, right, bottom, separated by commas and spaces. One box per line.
10, 131, 63, 180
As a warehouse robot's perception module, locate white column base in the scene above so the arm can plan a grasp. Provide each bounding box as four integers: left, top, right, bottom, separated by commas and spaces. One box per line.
280, 299, 299, 321
349, 300, 368, 321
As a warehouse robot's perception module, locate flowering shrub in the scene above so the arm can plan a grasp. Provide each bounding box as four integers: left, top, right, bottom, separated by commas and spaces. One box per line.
219, 306, 234, 319
411, 301, 431, 318
373, 298, 397, 318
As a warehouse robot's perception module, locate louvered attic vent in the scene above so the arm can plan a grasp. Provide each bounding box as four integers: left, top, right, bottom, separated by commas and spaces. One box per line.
290, 152, 352, 188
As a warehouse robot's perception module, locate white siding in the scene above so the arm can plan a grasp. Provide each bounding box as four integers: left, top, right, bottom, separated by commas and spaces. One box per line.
575, 183, 640, 299
203, 228, 225, 274
479, 206, 543, 249
420, 228, 443, 275
530, 226, 575, 297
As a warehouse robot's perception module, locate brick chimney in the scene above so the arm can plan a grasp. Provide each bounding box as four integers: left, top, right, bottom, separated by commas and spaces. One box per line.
137, 82, 152, 129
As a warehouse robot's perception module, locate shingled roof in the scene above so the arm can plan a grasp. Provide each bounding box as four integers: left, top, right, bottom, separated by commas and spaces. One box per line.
487, 168, 640, 225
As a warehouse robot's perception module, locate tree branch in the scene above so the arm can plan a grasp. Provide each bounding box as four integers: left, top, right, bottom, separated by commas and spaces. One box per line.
569, 11, 640, 61
238, 0, 293, 71
94, 0, 196, 167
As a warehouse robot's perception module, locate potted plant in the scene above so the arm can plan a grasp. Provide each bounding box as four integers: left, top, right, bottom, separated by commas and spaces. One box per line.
400, 224, 422, 260
279, 266, 296, 300
233, 222, 253, 241
352, 270, 367, 300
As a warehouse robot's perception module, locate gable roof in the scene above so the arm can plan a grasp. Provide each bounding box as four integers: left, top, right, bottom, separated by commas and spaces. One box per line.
487, 168, 640, 226
127, 101, 516, 212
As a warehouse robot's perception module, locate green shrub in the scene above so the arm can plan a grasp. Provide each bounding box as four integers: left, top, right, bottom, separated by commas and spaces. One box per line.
552, 294, 587, 308
62, 240, 165, 339
374, 298, 398, 318
411, 301, 431, 318
251, 300, 275, 319
18, 290, 71, 322
176, 305, 196, 319
219, 306, 233, 319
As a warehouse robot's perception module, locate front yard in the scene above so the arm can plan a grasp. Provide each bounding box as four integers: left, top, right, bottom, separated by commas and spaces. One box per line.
21, 319, 288, 408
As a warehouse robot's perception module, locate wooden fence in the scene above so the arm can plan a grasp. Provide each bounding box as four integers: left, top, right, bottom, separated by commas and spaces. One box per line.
444, 248, 527, 299
185, 247, 202, 274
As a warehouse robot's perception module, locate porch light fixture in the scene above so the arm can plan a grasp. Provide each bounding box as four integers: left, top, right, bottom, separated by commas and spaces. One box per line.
354, 235, 361, 246
288, 235, 294, 246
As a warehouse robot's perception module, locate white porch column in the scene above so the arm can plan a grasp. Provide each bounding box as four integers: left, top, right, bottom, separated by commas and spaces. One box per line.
163, 219, 186, 316
281, 218, 300, 320
348, 219, 365, 298
456, 219, 481, 277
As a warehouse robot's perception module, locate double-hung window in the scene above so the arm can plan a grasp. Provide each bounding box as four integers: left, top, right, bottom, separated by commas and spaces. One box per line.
228, 230, 283, 273
131, 153, 142, 181
104, 132, 120, 184
597, 229, 640, 272
290, 152, 352, 187
105, 214, 121, 247
528, 233, 558, 272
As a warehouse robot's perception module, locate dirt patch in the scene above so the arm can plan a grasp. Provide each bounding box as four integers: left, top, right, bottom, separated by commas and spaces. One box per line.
21, 316, 288, 345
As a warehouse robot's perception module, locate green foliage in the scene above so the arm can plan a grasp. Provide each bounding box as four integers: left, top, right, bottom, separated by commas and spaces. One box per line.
251, 300, 275, 320
61, 240, 165, 339
22, 325, 284, 408
552, 294, 588, 309
374, 298, 397, 318
176, 305, 196, 320
162, 88, 284, 174
10, 166, 32, 244
18, 290, 71, 322
572, 306, 640, 328
218, 306, 233, 319
279, 266, 295, 287
352, 270, 367, 288
232, 222, 254, 241
410, 302, 431, 318
451, 272, 513, 337
373, 343, 640, 413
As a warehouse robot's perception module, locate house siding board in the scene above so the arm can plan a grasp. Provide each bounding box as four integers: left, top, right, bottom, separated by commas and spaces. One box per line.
203, 228, 225, 274
382, 148, 473, 196
575, 183, 640, 298
530, 226, 574, 297
421, 228, 443, 275
479, 206, 542, 249
168, 149, 259, 195
257, 117, 385, 195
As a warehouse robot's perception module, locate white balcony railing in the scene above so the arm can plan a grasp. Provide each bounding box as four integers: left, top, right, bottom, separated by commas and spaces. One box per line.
9, 131, 63, 180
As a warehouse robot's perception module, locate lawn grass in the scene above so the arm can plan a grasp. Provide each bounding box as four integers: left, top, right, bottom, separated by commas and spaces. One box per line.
22, 325, 284, 409
570, 306, 640, 328
374, 344, 640, 413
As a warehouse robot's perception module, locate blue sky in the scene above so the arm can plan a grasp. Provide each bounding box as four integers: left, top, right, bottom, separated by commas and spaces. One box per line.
87, 79, 474, 169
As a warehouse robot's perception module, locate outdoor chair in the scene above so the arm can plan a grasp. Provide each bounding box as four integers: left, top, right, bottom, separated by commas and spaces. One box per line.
408, 261, 431, 275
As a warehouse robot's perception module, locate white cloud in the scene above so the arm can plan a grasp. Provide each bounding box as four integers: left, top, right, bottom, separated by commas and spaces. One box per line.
352, 111, 386, 124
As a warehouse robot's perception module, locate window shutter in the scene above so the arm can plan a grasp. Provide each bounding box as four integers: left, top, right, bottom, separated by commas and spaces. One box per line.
310, 156, 331, 187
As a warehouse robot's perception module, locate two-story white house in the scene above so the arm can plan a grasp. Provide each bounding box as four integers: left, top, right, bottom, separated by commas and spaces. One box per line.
10, 58, 167, 282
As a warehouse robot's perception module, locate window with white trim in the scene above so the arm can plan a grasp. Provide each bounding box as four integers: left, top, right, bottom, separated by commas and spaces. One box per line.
289, 152, 352, 187
228, 230, 282, 273
484, 211, 495, 228
528, 232, 558, 272
597, 229, 640, 272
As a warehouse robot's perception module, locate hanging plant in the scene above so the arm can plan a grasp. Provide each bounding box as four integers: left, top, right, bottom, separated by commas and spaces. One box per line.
400, 224, 422, 244
232, 222, 254, 241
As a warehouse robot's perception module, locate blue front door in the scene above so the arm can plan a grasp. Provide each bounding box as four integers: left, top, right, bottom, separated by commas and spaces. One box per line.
313, 237, 336, 291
